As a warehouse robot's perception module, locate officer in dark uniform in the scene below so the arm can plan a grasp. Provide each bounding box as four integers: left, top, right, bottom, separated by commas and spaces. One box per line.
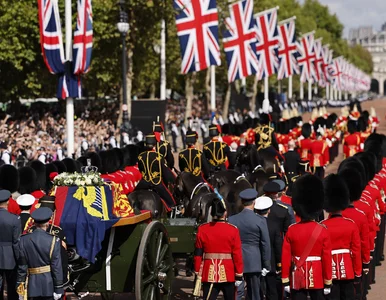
136, 133, 176, 211
203, 124, 231, 172
0, 190, 20, 300
178, 130, 210, 179
16, 194, 35, 232
283, 140, 300, 187
254, 114, 279, 152
263, 181, 291, 236
255, 196, 283, 300
17, 207, 63, 300
153, 120, 175, 169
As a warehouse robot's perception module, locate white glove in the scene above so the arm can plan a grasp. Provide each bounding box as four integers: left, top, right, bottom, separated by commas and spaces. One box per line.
53, 293, 62, 300
323, 288, 331, 295
261, 268, 269, 277
19, 295, 24, 300
284, 286, 290, 294
235, 280, 243, 287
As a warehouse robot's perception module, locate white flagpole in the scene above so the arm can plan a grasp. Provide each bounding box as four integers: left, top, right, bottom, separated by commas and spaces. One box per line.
288, 75, 293, 99
326, 84, 329, 100
300, 81, 304, 100
65, 0, 74, 157
160, 18, 166, 101
308, 80, 312, 100
334, 88, 338, 101
264, 76, 269, 100
330, 86, 334, 100
344, 91, 348, 100
210, 66, 216, 111
314, 84, 318, 96
338, 90, 342, 101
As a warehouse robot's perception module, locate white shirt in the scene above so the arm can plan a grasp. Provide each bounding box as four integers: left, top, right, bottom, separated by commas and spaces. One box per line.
38, 153, 46, 164
1, 150, 11, 165
57, 148, 64, 161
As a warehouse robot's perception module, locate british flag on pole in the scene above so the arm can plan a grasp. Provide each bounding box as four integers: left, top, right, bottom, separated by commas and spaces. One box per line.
277, 18, 299, 80
312, 38, 324, 86
254, 7, 279, 80
173, 0, 221, 74
330, 56, 343, 90
223, 0, 259, 82
322, 45, 333, 86
297, 32, 316, 83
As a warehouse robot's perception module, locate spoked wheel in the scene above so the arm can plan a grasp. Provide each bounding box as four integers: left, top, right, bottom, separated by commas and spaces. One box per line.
135, 221, 173, 300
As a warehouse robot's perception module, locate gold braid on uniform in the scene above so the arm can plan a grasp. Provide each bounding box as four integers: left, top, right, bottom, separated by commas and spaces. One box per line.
204, 142, 226, 166
179, 149, 202, 176
255, 125, 274, 150
138, 152, 162, 185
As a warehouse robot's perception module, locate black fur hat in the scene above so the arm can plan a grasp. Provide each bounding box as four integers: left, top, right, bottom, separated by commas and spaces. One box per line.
45, 163, 58, 192
323, 174, 350, 212
62, 158, 78, 173
222, 124, 230, 135
259, 113, 270, 125
338, 168, 363, 202
99, 150, 120, 174
28, 160, 46, 190
18, 166, 37, 194
86, 152, 102, 171
355, 152, 377, 181
357, 117, 367, 132
124, 145, 140, 166
292, 174, 324, 220
301, 123, 312, 138
338, 157, 366, 189
364, 138, 382, 173
77, 156, 88, 167
53, 161, 67, 174
347, 120, 358, 134
0, 165, 19, 193
111, 148, 124, 170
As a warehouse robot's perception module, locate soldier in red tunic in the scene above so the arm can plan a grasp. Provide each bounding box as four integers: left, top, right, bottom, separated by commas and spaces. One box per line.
322, 174, 362, 299
343, 120, 361, 159
281, 174, 332, 300
194, 197, 244, 300
310, 128, 329, 179
297, 124, 313, 162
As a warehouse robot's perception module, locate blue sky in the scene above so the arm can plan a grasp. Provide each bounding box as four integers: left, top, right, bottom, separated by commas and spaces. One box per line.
298, 0, 386, 36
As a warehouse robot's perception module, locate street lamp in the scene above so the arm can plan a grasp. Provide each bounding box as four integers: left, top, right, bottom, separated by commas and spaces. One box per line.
117, 0, 130, 132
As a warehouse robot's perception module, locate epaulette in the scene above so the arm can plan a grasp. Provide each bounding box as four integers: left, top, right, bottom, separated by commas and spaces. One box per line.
277, 203, 288, 210
225, 222, 238, 229
354, 207, 366, 215
342, 217, 356, 224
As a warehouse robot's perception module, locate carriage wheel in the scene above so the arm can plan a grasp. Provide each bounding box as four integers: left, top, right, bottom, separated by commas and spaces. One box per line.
135, 221, 173, 300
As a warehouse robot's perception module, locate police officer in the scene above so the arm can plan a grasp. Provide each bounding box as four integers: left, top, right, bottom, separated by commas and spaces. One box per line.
16, 194, 35, 232
0, 190, 21, 300
153, 120, 175, 169
203, 124, 231, 172
255, 196, 283, 300
17, 207, 63, 300
136, 133, 176, 211
194, 197, 243, 300
229, 189, 271, 300
178, 130, 210, 179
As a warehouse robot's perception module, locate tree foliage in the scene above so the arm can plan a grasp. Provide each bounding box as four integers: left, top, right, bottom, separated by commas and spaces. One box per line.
0, 0, 375, 102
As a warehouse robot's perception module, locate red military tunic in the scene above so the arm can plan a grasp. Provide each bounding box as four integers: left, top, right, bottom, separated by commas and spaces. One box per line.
194, 221, 243, 283
310, 140, 330, 168
298, 138, 313, 161
321, 215, 362, 280
343, 133, 361, 158
291, 127, 302, 140
342, 205, 371, 267
355, 197, 377, 252
282, 221, 332, 289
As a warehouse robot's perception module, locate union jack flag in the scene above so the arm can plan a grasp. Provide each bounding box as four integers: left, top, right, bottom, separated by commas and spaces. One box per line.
330, 57, 343, 90
277, 18, 299, 80
254, 7, 279, 80
73, 0, 93, 75
312, 38, 324, 85
223, 0, 259, 82
174, 0, 221, 74
297, 33, 316, 83
322, 45, 333, 86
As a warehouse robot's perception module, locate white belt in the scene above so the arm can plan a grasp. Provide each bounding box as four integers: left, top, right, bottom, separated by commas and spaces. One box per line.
295, 256, 321, 262
332, 249, 350, 255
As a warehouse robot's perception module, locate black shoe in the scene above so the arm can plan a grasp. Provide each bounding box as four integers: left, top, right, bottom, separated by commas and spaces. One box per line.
381, 255, 385, 261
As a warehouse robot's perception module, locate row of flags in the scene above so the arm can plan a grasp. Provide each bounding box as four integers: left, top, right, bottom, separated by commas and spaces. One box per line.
174, 0, 370, 92
38, 0, 93, 99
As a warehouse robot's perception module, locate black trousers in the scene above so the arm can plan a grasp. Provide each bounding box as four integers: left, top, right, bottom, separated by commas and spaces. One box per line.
290, 289, 324, 300
203, 282, 235, 300
313, 167, 325, 179
326, 280, 355, 300
0, 268, 18, 300
264, 272, 280, 300
29, 297, 54, 300
238, 272, 261, 300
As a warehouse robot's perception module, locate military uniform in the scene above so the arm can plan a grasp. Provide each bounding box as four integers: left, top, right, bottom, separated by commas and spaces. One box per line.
283, 150, 301, 187
136, 149, 176, 211
179, 146, 210, 179
310, 139, 329, 179
0, 190, 21, 300
203, 139, 231, 171
17, 207, 63, 300
156, 140, 175, 169
17, 194, 36, 232
194, 220, 243, 300
297, 138, 313, 162
343, 133, 361, 158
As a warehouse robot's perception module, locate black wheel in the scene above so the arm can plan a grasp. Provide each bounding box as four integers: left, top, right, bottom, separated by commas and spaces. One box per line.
135, 221, 173, 300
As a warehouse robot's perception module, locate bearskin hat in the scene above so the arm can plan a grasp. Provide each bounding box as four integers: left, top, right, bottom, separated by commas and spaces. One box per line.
313, 117, 326, 133
259, 113, 270, 125
75, 160, 82, 173
347, 120, 358, 134
355, 152, 376, 181
338, 157, 366, 189
323, 174, 350, 213
222, 124, 230, 135
18, 166, 37, 194
364, 136, 383, 172
357, 117, 367, 132
111, 148, 124, 170
362, 110, 369, 123
124, 145, 140, 166
0, 165, 19, 193
77, 156, 88, 167
28, 160, 46, 190
301, 123, 312, 138
45, 163, 58, 192
62, 158, 78, 173
338, 168, 363, 202
53, 161, 67, 174
86, 152, 102, 171
292, 174, 324, 220
99, 150, 120, 174
381, 135, 386, 158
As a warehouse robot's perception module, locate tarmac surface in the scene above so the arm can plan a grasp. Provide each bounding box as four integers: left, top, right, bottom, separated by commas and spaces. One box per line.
64, 98, 386, 299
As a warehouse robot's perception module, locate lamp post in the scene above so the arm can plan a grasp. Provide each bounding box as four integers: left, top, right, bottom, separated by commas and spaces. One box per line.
117, 0, 130, 131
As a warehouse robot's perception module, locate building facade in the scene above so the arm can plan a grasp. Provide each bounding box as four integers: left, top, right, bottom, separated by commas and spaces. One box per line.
349, 24, 386, 95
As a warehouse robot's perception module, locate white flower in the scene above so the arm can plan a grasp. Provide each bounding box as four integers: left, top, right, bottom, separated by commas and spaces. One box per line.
93, 178, 99, 184
75, 179, 81, 186
85, 178, 92, 185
